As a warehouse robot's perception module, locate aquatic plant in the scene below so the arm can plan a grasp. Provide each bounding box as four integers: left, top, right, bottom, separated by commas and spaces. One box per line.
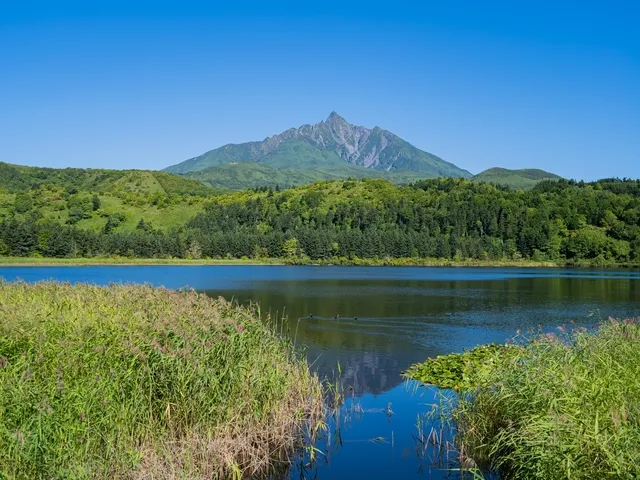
403, 343, 522, 391
0, 281, 323, 479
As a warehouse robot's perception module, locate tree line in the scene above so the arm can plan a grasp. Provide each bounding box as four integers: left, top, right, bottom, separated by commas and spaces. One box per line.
1, 177, 639, 265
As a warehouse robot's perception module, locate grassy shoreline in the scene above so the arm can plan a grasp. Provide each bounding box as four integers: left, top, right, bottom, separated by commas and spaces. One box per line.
0, 282, 323, 478
0, 257, 286, 266
406, 320, 640, 478
0, 256, 618, 268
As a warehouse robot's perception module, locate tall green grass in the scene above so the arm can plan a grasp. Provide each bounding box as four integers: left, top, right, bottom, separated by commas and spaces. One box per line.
0, 282, 323, 479
453, 320, 640, 479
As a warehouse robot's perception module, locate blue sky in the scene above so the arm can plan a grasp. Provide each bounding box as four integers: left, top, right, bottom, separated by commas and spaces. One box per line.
1, 1, 638, 180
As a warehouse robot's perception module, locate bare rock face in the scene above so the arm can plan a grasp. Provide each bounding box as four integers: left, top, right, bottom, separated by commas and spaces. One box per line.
258, 112, 405, 170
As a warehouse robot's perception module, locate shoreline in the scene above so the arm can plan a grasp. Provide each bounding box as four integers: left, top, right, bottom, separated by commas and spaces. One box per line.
0, 256, 636, 268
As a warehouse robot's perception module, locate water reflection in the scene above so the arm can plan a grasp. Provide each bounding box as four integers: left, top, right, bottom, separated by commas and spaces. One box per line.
209, 274, 640, 396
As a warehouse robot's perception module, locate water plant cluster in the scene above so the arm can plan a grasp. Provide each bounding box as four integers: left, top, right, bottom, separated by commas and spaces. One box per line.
403, 344, 521, 391
0, 282, 323, 479
407, 320, 640, 479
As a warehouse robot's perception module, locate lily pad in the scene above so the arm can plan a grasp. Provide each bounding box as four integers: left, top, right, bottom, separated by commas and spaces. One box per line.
403, 343, 522, 391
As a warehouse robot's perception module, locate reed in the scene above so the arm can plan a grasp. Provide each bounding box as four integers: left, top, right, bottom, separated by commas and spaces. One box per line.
453, 320, 640, 479
0, 282, 323, 479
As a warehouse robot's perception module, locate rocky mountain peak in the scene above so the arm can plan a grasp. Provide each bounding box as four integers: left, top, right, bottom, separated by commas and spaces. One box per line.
326, 111, 347, 124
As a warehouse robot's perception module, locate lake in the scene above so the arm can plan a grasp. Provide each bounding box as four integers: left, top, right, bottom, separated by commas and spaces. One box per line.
1, 266, 639, 478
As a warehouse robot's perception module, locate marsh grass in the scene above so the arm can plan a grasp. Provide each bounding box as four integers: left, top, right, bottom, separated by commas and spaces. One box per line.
0, 282, 323, 479
453, 320, 640, 479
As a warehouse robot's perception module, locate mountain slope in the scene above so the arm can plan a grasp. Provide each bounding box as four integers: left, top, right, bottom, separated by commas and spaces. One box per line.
472, 168, 562, 189
165, 112, 471, 179
185, 162, 438, 190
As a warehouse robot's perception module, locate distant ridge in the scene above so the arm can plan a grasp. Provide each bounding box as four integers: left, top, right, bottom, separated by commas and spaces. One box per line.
164, 113, 471, 187
472, 167, 562, 189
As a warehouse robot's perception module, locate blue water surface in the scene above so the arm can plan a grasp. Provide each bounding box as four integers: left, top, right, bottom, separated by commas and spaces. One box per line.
1, 265, 639, 479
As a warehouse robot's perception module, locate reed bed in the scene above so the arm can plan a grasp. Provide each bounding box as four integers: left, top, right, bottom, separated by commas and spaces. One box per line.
452, 320, 640, 479
0, 282, 323, 479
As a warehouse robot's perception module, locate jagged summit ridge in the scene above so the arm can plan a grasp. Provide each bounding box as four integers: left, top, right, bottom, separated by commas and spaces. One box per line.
261, 112, 383, 168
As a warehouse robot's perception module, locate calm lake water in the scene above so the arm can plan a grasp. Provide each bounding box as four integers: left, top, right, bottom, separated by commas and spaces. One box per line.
1, 266, 639, 478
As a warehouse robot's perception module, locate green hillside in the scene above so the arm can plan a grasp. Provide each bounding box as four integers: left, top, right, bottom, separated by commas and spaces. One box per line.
472, 167, 562, 189
0, 162, 211, 195
0, 162, 215, 233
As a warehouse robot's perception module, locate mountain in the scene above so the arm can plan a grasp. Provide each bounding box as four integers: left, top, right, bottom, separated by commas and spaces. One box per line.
472, 168, 562, 190
164, 112, 471, 182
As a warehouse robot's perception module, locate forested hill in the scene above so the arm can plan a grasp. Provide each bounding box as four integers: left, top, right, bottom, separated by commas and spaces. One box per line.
184, 178, 640, 264
0, 162, 215, 234
1, 175, 639, 266
0, 161, 210, 195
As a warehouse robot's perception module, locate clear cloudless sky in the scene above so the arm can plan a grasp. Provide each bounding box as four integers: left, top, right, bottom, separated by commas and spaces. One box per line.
1, 0, 639, 180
